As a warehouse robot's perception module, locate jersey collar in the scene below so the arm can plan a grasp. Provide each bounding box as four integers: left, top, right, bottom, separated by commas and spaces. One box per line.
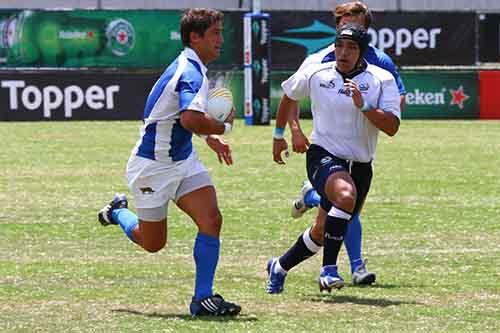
183, 47, 208, 74
335, 59, 368, 81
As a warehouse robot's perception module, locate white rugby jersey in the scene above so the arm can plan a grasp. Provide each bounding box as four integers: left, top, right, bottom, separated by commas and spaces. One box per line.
282, 61, 401, 162
131, 47, 209, 163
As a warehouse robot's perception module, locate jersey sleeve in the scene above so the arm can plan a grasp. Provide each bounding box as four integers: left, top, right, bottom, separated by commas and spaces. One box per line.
176, 69, 205, 113
281, 67, 311, 101
378, 75, 401, 120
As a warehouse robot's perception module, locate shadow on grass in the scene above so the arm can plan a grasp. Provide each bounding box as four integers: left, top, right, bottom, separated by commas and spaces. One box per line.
113, 308, 258, 322
302, 294, 420, 307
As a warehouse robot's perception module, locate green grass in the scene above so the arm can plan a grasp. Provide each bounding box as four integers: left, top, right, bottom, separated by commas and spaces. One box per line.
1, 120, 499, 332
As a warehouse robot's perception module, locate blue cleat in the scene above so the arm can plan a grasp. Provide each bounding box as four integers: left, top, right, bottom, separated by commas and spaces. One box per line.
318, 265, 344, 293
97, 193, 128, 226
266, 258, 287, 294
189, 294, 241, 317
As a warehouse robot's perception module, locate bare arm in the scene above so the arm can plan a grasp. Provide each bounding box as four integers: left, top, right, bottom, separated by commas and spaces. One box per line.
180, 109, 234, 135
272, 94, 297, 164
361, 108, 400, 137
345, 78, 400, 137
287, 99, 310, 153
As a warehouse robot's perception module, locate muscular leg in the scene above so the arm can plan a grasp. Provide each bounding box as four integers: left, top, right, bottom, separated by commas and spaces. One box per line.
112, 208, 167, 253
176, 185, 222, 301
321, 171, 356, 268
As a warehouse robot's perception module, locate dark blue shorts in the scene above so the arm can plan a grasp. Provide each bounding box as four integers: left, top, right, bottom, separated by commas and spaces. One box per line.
306, 144, 373, 216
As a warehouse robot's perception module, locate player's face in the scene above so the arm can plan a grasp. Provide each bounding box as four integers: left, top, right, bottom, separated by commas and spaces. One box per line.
338, 15, 366, 29
335, 38, 360, 73
193, 20, 224, 65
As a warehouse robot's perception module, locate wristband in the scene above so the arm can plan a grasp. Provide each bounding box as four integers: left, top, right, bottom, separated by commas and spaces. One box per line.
360, 100, 371, 113
273, 127, 285, 139
223, 122, 232, 135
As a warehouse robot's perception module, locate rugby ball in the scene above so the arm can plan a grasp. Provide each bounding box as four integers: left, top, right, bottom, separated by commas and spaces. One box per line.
207, 88, 233, 122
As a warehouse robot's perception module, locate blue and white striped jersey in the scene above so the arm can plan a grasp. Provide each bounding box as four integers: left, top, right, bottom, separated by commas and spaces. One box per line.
131, 47, 209, 163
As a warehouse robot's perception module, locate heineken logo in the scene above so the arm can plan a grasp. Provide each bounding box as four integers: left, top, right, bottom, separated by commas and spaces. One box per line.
59, 31, 90, 40
449, 86, 469, 110
406, 85, 470, 109
106, 18, 135, 57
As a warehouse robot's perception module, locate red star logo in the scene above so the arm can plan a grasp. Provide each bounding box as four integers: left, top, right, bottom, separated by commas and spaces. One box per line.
117, 30, 128, 44
449, 86, 469, 110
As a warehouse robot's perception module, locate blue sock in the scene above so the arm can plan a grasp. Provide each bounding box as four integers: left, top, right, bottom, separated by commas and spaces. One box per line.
112, 208, 138, 242
193, 233, 220, 301
304, 189, 321, 208
345, 214, 363, 273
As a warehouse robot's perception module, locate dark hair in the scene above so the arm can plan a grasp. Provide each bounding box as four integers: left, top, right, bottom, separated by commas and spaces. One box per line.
180, 8, 224, 47
336, 23, 370, 56
334, 1, 372, 29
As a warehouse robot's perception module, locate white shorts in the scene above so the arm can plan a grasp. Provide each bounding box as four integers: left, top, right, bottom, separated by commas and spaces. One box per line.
126, 152, 213, 214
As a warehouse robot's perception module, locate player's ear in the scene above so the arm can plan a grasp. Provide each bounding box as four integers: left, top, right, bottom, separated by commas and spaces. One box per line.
189, 31, 202, 45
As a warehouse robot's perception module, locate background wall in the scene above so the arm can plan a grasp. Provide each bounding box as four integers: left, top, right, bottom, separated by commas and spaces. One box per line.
1, 0, 500, 11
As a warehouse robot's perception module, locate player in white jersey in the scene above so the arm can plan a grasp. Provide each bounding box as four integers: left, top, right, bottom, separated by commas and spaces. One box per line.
96, 8, 240, 317
266, 1, 405, 294
268, 24, 400, 293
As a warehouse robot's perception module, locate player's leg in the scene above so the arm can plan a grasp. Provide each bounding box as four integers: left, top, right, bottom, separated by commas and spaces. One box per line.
291, 180, 321, 218
346, 162, 376, 285
317, 169, 356, 292
98, 193, 168, 252
175, 171, 240, 317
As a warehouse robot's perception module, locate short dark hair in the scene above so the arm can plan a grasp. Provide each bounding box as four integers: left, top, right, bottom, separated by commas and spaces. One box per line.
334, 1, 372, 29
180, 8, 224, 47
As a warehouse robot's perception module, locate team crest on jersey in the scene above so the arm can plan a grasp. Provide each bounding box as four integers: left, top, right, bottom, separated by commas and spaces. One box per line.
359, 83, 370, 92
319, 79, 336, 89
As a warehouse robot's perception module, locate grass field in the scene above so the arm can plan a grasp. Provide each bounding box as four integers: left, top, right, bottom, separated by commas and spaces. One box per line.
1, 120, 499, 332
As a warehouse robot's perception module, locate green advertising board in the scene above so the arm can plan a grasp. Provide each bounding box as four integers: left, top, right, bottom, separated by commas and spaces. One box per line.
218, 70, 309, 119
401, 71, 478, 119
222, 70, 479, 120
0, 10, 238, 68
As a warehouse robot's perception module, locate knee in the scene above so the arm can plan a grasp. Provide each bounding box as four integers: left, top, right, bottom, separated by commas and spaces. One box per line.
143, 238, 167, 253
199, 210, 223, 235
334, 190, 356, 213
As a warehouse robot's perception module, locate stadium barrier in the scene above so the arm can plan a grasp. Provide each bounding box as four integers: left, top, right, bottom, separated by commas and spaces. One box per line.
1, 68, 498, 121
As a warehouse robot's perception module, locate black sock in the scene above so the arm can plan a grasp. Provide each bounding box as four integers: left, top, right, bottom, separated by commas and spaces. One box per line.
279, 229, 321, 271
323, 215, 349, 267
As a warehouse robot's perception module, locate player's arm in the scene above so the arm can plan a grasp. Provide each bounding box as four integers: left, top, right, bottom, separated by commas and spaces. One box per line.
273, 67, 311, 164
180, 109, 234, 135
345, 78, 400, 137
273, 94, 293, 164
360, 105, 400, 137
287, 100, 310, 153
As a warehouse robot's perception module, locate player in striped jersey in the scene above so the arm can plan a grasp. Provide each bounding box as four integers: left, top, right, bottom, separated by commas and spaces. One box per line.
97, 8, 240, 317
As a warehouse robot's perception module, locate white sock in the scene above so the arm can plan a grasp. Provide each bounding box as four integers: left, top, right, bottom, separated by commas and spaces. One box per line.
274, 259, 288, 275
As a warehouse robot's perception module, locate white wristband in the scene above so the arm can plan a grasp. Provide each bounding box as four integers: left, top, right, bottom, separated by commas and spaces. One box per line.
223, 122, 232, 135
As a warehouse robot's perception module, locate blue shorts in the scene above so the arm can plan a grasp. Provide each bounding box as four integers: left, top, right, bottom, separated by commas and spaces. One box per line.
306, 144, 373, 215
